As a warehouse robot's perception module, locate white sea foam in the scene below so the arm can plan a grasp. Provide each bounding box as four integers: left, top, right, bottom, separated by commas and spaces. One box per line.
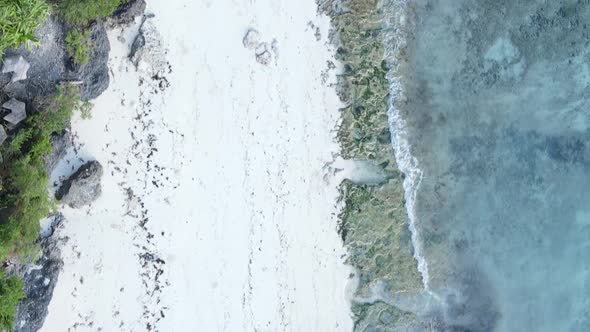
381, 0, 431, 291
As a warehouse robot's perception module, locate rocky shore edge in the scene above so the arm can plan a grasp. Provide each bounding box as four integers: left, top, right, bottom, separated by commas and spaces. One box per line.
1, 2, 147, 331
318, 1, 424, 330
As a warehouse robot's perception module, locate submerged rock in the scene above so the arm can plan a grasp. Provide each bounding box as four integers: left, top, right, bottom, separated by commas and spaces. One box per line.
55, 160, 103, 208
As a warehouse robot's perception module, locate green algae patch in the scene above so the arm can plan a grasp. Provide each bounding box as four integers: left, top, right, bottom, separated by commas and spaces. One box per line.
319, 0, 423, 329
340, 181, 421, 295
352, 301, 417, 332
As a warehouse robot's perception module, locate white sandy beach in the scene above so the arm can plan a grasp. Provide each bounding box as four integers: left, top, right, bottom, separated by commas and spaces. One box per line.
41, 1, 353, 331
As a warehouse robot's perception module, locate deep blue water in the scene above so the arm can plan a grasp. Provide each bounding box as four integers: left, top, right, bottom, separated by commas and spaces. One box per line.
385, 1, 590, 331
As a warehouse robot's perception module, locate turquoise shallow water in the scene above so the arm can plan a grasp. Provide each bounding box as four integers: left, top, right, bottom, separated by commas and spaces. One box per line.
385, 1, 590, 331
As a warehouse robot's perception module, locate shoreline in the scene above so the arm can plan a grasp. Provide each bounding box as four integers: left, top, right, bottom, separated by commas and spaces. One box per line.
4, 1, 436, 330
319, 0, 425, 329
382, 0, 431, 291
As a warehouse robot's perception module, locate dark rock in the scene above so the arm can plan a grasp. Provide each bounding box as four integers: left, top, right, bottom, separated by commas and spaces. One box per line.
109, 0, 147, 27
66, 22, 110, 101
1, 16, 111, 103
56, 160, 103, 208
1, 16, 67, 103
13, 235, 63, 332
43, 130, 72, 175
129, 30, 146, 63
377, 127, 392, 144
40, 213, 65, 240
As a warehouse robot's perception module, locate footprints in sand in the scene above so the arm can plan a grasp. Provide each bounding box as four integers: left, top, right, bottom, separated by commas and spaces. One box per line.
242, 20, 324, 66
242, 28, 279, 65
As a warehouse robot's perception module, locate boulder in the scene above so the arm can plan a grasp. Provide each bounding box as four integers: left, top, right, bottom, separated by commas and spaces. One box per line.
55, 160, 103, 208
66, 22, 110, 101
1, 56, 30, 82
2, 98, 27, 127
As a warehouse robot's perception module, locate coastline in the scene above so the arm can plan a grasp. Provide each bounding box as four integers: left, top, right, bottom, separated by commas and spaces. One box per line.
319, 0, 425, 329
3, 0, 441, 330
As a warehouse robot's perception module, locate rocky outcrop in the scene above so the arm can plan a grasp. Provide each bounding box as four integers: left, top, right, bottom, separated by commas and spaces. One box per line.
66, 22, 111, 101
109, 0, 147, 27
0, 16, 111, 103
0, 16, 67, 102
13, 222, 64, 332
55, 160, 103, 208
43, 130, 72, 175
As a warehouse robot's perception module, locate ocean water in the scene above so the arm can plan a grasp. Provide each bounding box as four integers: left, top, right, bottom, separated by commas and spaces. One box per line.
384, 1, 590, 331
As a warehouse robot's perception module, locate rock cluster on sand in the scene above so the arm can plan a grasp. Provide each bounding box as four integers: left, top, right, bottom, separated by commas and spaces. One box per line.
55, 160, 103, 208
6, 2, 147, 330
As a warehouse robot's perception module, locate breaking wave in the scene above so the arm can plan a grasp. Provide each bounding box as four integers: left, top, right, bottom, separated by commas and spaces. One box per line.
381, 0, 431, 291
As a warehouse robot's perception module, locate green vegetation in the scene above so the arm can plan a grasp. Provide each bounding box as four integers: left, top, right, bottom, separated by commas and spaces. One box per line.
79, 101, 93, 119
65, 29, 91, 65
58, 0, 123, 25
0, 84, 85, 262
0, 271, 24, 331
0, 1, 113, 328
0, 0, 50, 56
0, 84, 86, 329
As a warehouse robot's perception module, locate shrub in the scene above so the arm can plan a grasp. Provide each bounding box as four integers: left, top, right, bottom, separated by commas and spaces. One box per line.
80, 101, 93, 119
65, 29, 91, 65
0, 84, 85, 261
0, 83, 88, 332
0, 0, 50, 56
58, 0, 123, 25
0, 272, 24, 331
